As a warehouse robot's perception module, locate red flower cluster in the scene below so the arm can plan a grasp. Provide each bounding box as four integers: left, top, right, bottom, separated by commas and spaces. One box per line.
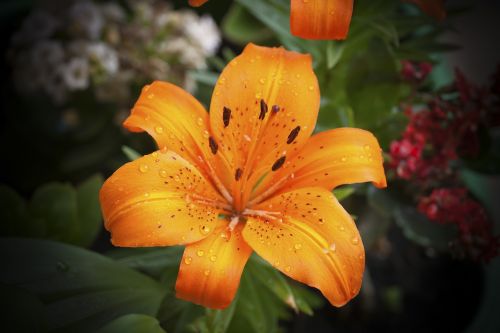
390, 64, 500, 261
418, 188, 499, 261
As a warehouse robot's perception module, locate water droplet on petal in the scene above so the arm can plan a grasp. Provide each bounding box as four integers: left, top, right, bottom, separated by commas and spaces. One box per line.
210, 255, 217, 262
294, 243, 302, 250
197, 250, 204, 257
204, 269, 210, 276
259, 78, 266, 84
147, 93, 155, 99
139, 164, 149, 173
285, 265, 291, 272
364, 144, 370, 150
159, 169, 168, 178
352, 237, 359, 245
184, 256, 192, 265
197, 117, 204, 126
199, 225, 211, 235
155, 126, 163, 134
308, 86, 314, 91
341, 156, 347, 162
330, 243, 337, 252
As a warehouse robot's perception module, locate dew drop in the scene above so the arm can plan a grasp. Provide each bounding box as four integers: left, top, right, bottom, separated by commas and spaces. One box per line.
199, 225, 211, 235
364, 144, 370, 150
197, 250, 204, 257
294, 243, 302, 250
351, 237, 359, 245
285, 265, 291, 272
144, 192, 150, 197
259, 78, 266, 84
139, 164, 149, 173
338, 225, 345, 231
184, 256, 192, 265
210, 255, 217, 262
155, 126, 164, 134
204, 269, 210, 276
308, 85, 314, 91
341, 156, 347, 162
330, 242, 337, 252
147, 93, 155, 99
159, 169, 168, 178
197, 117, 204, 126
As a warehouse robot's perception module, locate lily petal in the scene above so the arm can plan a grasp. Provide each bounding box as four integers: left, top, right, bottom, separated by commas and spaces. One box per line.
189, 0, 209, 7
242, 187, 364, 307
209, 43, 320, 209
290, 0, 354, 40
123, 81, 213, 173
100, 150, 226, 247
254, 128, 386, 199
176, 224, 252, 309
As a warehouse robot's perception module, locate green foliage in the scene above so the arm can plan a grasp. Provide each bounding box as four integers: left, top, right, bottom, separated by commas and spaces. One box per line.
108, 247, 322, 333
0, 174, 104, 247
96, 314, 166, 333
0, 238, 166, 333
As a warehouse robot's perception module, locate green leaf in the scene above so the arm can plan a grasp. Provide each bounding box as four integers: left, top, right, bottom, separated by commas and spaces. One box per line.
29, 183, 78, 243
96, 314, 166, 333
326, 41, 344, 69
0, 283, 46, 333
222, 4, 273, 45
333, 186, 356, 201
0, 238, 166, 333
75, 174, 104, 247
0, 184, 44, 237
122, 145, 141, 161
191, 299, 238, 333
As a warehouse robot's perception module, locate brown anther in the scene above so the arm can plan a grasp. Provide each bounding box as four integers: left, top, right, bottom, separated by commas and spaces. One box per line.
209, 136, 218, 154
271, 105, 280, 113
287, 126, 301, 144
272, 156, 286, 171
235, 168, 243, 181
259, 99, 268, 120
223, 107, 231, 127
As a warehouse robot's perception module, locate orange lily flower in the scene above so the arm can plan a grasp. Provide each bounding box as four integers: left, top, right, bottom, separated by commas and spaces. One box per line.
189, 0, 354, 40
100, 43, 386, 309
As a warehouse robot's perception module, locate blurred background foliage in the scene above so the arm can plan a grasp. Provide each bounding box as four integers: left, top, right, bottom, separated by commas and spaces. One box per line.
0, 0, 499, 332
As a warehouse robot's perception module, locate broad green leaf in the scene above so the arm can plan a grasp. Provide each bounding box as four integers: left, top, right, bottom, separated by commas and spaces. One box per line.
96, 314, 166, 333
0, 238, 166, 333
122, 145, 141, 161
29, 183, 78, 243
326, 41, 344, 69
1, 283, 46, 333
75, 174, 104, 247
190, 298, 239, 333
222, 4, 273, 44
157, 296, 204, 333
107, 247, 183, 279
0, 184, 44, 237
333, 186, 356, 201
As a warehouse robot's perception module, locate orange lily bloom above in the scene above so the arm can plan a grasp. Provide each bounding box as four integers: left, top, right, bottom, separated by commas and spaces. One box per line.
189, 0, 354, 40
100, 43, 386, 309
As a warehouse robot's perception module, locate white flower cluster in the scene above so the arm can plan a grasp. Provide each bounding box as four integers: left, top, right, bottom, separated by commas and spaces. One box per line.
9, 0, 221, 105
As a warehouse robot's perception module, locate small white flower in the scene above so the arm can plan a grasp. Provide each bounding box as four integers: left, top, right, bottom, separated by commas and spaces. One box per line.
163, 37, 207, 69
68, 0, 104, 40
87, 42, 119, 75
62, 57, 90, 90
184, 14, 221, 55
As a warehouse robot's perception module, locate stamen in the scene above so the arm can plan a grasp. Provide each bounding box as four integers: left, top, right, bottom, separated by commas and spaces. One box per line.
272, 156, 286, 171
259, 99, 268, 120
209, 136, 218, 154
247, 172, 293, 207
223, 107, 231, 127
235, 168, 243, 181
228, 215, 239, 231
243, 208, 281, 221
204, 159, 233, 204
188, 194, 232, 211
287, 126, 301, 144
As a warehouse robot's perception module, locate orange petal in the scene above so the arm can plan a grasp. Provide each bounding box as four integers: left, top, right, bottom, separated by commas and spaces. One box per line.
189, 0, 209, 7
176, 223, 252, 309
290, 0, 354, 40
209, 43, 320, 210
100, 150, 226, 247
405, 0, 446, 20
242, 187, 364, 307
123, 81, 214, 172
253, 128, 386, 200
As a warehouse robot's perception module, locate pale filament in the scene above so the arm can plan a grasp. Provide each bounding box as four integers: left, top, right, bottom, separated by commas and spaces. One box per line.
202, 156, 234, 205
228, 215, 239, 232
188, 193, 232, 212
247, 172, 294, 207
242, 208, 282, 221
